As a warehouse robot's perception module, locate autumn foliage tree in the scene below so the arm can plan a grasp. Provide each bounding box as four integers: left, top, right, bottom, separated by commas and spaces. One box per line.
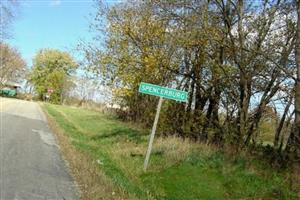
84, 0, 299, 159
29, 49, 78, 104
0, 42, 26, 86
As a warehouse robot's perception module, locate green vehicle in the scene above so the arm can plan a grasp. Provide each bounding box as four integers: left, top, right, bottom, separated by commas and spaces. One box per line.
0, 88, 17, 97
0, 81, 21, 97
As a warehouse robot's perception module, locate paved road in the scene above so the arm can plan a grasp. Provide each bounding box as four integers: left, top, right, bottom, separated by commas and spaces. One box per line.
0, 97, 78, 200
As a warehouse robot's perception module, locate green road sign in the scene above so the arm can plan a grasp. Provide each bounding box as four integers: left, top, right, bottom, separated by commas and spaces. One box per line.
139, 82, 188, 102
138, 82, 188, 171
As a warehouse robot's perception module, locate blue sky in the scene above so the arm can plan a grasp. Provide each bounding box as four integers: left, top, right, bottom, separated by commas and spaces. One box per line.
8, 0, 98, 66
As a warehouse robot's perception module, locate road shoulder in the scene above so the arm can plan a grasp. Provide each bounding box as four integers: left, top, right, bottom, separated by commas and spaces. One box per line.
42, 103, 129, 200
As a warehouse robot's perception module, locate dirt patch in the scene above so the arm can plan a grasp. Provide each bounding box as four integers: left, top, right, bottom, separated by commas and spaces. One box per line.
44, 108, 130, 200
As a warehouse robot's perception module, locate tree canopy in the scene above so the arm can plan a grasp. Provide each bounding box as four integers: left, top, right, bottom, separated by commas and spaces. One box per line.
81, 0, 299, 160
29, 49, 78, 104
0, 42, 27, 86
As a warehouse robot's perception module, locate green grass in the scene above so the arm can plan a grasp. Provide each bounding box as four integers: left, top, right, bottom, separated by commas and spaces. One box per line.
43, 103, 298, 200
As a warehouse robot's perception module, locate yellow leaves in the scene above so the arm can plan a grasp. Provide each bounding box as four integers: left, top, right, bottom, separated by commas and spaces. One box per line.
30, 49, 78, 101
33, 49, 78, 72
0, 42, 27, 84
143, 54, 157, 73
113, 87, 134, 98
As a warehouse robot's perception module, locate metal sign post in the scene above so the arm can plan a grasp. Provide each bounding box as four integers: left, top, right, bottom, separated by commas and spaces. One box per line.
143, 97, 163, 171
139, 82, 188, 171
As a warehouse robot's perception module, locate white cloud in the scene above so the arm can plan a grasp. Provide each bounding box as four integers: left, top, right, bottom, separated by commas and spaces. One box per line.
49, 0, 61, 7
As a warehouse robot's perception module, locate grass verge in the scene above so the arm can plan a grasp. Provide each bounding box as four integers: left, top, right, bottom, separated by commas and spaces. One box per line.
42, 103, 299, 200
43, 104, 131, 200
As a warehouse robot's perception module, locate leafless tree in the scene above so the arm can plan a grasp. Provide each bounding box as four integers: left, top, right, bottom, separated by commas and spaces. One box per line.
0, 0, 20, 40
0, 42, 26, 87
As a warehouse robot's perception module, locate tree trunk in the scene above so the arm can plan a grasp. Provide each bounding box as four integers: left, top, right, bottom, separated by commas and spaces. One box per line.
274, 96, 292, 148
292, 0, 300, 157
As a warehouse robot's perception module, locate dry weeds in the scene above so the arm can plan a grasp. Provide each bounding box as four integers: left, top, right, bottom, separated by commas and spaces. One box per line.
108, 135, 217, 176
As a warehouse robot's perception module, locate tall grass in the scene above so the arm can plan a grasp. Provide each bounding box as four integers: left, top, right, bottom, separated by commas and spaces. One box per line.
43, 103, 299, 200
